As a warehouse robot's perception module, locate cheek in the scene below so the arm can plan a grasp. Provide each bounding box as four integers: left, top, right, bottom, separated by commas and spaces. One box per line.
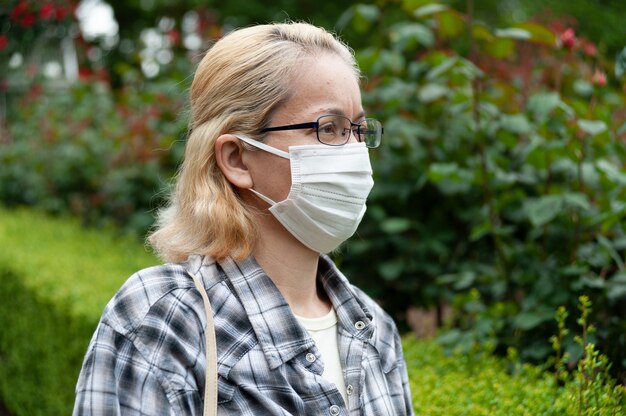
250, 155, 293, 202
266, 158, 293, 201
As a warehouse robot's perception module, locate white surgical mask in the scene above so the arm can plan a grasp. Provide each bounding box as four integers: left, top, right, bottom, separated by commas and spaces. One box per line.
236, 135, 374, 253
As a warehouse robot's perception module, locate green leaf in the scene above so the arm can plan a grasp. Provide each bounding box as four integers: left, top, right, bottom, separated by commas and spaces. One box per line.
426, 56, 458, 80
436, 328, 462, 345
381, 217, 412, 234
454, 271, 477, 290
614, 235, 626, 250
414, 3, 449, 18
389, 22, 435, 49
354, 4, 380, 22
501, 114, 532, 134
615, 46, 626, 78
609, 271, 626, 284
513, 22, 557, 46
598, 236, 625, 271
372, 50, 406, 75
378, 259, 405, 281
469, 221, 491, 241
513, 312, 550, 330
472, 23, 493, 42
577, 119, 607, 136
608, 284, 626, 301
617, 120, 626, 136
561, 192, 590, 211
573, 79, 593, 98
401, 0, 432, 10
596, 159, 626, 186
344, 4, 380, 33
526, 92, 561, 119
435, 272, 476, 290
418, 83, 449, 102
579, 275, 606, 289
526, 195, 563, 227
437, 10, 466, 39
494, 28, 531, 40
428, 163, 459, 180
484, 37, 516, 59
427, 163, 474, 194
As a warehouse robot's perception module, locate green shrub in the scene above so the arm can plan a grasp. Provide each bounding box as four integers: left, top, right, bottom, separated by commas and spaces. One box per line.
0, 207, 158, 416
0, 81, 187, 237
336, 1, 626, 379
403, 335, 625, 415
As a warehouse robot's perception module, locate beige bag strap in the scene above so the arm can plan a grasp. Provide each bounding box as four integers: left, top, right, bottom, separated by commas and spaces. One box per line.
189, 271, 218, 416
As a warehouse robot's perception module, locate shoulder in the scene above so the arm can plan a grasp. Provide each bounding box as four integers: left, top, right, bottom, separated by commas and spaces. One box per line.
77, 260, 226, 406
99, 258, 224, 338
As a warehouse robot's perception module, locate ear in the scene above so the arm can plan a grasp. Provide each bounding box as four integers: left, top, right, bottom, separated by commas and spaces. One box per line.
214, 134, 254, 189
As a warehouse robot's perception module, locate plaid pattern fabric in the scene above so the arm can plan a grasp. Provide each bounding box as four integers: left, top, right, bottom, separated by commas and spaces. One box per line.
73, 254, 413, 415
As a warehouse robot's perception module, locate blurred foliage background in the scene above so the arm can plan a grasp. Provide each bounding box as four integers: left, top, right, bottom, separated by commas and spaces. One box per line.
1, 0, 626, 391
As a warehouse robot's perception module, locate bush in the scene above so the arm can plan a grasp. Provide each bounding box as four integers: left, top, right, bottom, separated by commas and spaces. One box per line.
403, 335, 625, 415
335, 1, 626, 380
0, 207, 158, 415
0, 80, 187, 236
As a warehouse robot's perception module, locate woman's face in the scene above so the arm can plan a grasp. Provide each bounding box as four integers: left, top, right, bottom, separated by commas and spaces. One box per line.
242, 52, 364, 205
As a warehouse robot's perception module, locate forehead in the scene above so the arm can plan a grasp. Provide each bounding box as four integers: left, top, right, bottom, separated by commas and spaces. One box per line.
277, 53, 363, 122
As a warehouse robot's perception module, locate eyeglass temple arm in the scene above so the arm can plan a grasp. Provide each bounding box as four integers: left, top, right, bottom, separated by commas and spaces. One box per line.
359, 127, 384, 135
260, 122, 318, 133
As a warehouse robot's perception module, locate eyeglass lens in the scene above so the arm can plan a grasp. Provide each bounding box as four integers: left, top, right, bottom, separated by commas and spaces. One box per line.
317, 115, 382, 148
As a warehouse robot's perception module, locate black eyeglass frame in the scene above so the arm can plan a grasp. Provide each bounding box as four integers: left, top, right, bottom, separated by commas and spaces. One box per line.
259, 115, 383, 148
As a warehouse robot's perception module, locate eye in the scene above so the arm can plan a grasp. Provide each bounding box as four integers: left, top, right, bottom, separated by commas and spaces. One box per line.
318, 121, 339, 136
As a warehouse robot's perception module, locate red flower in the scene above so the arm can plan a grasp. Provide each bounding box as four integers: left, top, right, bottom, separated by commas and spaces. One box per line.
55, 6, 69, 21
560, 28, 576, 50
40, 3, 56, 21
167, 30, 181, 45
21, 13, 36, 28
583, 42, 597, 57
0, 36, 8, 51
592, 69, 607, 87
79, 67, 93, 79
10, 1, 29, 21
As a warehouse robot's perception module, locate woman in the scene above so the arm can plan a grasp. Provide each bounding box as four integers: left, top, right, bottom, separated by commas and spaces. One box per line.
74, 22, 413, 415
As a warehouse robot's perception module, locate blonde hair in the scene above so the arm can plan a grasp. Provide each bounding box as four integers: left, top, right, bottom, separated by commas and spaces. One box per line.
148, 22, 359, 262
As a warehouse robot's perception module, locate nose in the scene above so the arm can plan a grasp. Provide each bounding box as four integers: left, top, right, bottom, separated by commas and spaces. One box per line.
346, 128, 359, 144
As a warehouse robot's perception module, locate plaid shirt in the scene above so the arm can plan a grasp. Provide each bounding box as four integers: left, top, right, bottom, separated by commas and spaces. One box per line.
73, 254, 413, 415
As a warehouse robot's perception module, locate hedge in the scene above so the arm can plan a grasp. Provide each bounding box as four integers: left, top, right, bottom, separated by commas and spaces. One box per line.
0, 208, 624, 415
0, 208, 158, 415
405, 336, 625, 415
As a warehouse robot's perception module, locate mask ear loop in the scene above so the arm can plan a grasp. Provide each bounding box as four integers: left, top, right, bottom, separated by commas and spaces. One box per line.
233, 135, 283, 207
248, 188, 277, 206
235, 135, 290, 159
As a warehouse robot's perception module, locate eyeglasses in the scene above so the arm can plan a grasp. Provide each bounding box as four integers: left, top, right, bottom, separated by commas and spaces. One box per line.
260, 114, 383, 148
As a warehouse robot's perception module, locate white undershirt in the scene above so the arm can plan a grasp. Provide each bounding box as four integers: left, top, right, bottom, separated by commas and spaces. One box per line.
295, 308, 348, 405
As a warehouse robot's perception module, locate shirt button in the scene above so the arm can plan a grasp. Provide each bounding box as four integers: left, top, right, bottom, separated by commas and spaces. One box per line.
329, 405, 341, 415
355, 321, 366, 330
305, 353, 316, 363
346, 384, 354, 395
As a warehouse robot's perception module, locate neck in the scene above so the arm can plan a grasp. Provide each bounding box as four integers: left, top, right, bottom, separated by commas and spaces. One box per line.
251, 211, 332, 318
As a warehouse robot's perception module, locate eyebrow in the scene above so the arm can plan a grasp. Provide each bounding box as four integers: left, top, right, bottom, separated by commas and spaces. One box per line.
322, 108, 367, 120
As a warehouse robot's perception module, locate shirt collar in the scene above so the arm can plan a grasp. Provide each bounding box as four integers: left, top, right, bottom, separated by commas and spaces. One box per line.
317, 255, 374, 340
212, 255, 373, 369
